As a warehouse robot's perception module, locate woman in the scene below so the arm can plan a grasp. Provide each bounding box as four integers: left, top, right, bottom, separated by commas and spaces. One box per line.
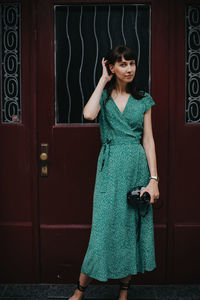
69, 45, 159, 300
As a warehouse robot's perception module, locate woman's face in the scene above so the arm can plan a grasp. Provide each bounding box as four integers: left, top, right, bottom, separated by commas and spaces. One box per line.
109, 56, 136, 84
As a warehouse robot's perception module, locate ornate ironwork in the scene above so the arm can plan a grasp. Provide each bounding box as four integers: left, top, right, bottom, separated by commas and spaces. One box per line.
54, 4, 151, 124
186, 5, 200, 123
0, 3, 21, 123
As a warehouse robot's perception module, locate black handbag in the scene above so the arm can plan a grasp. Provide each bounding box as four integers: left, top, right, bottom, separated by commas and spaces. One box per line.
127, 186, 151, 242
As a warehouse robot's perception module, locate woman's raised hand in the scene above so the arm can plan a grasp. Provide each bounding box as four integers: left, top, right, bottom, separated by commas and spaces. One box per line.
101, 57, 113, 82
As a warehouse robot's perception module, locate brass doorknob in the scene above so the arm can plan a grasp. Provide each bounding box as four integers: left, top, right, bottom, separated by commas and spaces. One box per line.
40, 152, 48, 161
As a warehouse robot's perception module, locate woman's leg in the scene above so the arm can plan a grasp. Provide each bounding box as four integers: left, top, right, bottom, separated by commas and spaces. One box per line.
118, 275, 132, 300
68, 272, 94, 300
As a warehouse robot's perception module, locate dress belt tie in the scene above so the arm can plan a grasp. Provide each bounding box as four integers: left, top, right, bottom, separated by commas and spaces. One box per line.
100, 137, 140, 172
99, 137, 140, 193
101, 138, 112, 171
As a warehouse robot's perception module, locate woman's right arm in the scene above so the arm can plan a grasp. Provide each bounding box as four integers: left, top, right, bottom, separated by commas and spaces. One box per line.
83, 58, 113, 120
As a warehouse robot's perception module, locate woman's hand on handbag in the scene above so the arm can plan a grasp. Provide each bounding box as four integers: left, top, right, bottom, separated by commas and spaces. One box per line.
140, 180, 160, 204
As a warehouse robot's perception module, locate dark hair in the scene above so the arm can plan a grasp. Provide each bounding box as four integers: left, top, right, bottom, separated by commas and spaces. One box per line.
104, 45, 145, 101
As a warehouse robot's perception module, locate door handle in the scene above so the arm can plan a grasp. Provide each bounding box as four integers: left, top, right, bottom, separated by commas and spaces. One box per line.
40, 152, 48, 161
40, 143, 48, 177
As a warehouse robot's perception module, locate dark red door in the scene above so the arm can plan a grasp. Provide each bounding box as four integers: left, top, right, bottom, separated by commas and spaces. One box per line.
2, 0, 200, 285
0, 0, 39, 282
167, 0, 200, 283
37, 0, 168, 284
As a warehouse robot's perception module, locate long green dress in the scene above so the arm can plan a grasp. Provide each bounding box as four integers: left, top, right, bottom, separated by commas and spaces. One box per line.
81, 89, 157, 282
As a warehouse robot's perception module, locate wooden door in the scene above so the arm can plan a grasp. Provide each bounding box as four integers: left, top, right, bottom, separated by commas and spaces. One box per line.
1, 0, 200, 284
0, 0, 39, 282
167, 0, 200, 283
37, 0, 168, 284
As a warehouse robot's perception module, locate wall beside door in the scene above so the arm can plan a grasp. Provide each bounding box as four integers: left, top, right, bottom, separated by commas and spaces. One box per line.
0, 0, 199, 284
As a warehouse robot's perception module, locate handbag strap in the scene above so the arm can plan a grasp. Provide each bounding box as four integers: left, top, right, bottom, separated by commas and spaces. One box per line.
136, 210, 141, 242
136, 205, 150, 242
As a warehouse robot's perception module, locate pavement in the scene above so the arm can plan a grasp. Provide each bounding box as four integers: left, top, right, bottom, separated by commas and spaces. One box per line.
0, 284, 200, 300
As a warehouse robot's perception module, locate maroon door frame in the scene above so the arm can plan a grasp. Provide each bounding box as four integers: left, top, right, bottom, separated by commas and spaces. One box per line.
1, 0, 199, 284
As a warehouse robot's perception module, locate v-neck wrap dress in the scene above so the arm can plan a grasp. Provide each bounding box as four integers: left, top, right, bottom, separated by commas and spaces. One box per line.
81, 89, 157, 282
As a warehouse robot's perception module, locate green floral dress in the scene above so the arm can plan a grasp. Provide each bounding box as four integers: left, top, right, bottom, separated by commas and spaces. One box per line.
81, 90, 157, 282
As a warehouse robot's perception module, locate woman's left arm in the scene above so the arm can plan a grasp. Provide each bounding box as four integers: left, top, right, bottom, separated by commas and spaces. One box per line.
140, 108, 160, 204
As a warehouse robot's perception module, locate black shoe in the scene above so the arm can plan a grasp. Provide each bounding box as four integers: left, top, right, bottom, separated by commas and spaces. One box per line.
118, 280, 131, 299
68, 280, 88, 300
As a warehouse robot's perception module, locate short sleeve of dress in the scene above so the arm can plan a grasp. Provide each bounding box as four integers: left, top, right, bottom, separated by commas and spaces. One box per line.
143, 92, 156, 113
97, 89, 107, 122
